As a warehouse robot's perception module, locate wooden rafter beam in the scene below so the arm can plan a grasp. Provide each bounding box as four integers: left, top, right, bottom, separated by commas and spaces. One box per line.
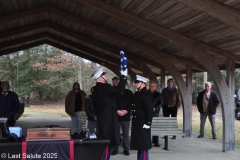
176, 0, 240, 32
0, 38, 121, 77
0, 22, 143, 72
0, 33, 137, 78
47, 6, 204, 70
0, 34, 46, 49
78, 0, 240, 62
0, 22, 151, 73
0, 6, 204, 71
0, 29, 141, 72
0, 40, 47, 56
0, 6, 47, 24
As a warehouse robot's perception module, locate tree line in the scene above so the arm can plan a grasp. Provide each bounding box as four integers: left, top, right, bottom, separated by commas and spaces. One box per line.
0, 44, 115, 104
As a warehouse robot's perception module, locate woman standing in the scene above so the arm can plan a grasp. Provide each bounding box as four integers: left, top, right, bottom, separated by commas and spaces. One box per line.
131, 75, 153, 160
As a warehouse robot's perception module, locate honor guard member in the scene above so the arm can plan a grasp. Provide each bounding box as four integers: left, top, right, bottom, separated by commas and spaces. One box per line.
131, 75, 153, 160
92, 50, 128, 160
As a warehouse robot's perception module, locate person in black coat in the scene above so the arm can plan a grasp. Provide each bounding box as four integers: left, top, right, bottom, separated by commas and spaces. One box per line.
197, 82, 219, 139
91, 68, 127, 160
111, 77, 133, 156
148, 81, 162, 147
85, 86, 98, 135
131, 75, 153, 160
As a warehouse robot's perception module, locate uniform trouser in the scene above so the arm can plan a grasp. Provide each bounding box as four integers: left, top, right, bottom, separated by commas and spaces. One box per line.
102, 146, 112, 160
7, 116, 15, 127
113, 121, 130, 152
163, 106, 178, 117
70, 112, 82, 133
152, 114, 159, 144
87, 120, 97, 134
137, 150, 149, 160
200, 113, 216, 136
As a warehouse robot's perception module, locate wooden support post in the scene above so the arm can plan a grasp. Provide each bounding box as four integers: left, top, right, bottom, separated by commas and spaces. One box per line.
224, 59, 235, 151
184, 65, 193, 137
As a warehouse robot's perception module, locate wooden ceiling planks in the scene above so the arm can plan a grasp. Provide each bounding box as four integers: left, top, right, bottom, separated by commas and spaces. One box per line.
131, 0, 155, 15
160, 6, 193, 26
153, 2, 186, 24
1, 0, 240, 75
144, 0, 177, 20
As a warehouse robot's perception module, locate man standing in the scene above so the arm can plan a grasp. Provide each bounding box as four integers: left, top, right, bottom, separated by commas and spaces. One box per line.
65, 82, 86, 135
148, 81, 162, 147
0, 81, 20, 126
111, 77, 133, 156
161, 78, 181, 139
197, 82, 219, 139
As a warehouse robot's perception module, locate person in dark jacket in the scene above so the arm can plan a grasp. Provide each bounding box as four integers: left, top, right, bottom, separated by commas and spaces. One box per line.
197, 82, 219, 139
0, 81, 20, 126
149, 81, 162, 147
131, 75, 153, 160
65, 82, 86, 135
85, 86, 97, 135
111, 77, 133, 156
161, 78, 181, 139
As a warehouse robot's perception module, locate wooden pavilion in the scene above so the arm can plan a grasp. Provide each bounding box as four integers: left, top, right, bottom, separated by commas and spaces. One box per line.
0, 0, 239, 152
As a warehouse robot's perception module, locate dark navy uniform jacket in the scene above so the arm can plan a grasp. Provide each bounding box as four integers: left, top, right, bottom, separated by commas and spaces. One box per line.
130, 87, 153, 150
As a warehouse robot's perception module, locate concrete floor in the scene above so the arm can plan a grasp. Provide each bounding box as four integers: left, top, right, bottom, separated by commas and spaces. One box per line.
15, 116, 240, 160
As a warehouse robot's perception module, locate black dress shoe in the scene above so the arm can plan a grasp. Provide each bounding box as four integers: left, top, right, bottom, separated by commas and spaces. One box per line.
111, 151, 118, 155
198, 135, 204, 138
123, 151, 130, 156
79, 131, 84, 135
72, 132, 78, 136
213, 136, 216, 139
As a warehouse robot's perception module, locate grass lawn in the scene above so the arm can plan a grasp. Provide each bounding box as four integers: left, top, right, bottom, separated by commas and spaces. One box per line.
22, 102, 69, 117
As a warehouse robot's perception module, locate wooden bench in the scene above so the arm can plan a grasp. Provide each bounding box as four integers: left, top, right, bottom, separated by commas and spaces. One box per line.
125, 117, 182, 150
151, 117, 183, 150
77, 111, 88, 133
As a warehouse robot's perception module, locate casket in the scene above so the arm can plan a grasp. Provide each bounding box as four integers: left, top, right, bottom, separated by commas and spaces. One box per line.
26, 127, 70, 141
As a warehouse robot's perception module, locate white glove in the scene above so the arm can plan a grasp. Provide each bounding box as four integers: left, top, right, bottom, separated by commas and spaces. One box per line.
143, 124, 150, 129
121, 68, 128, 76
120, 50, 128, 76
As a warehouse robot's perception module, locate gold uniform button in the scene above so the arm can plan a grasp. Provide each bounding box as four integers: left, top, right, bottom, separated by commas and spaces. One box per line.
135, 116, 136, 118
124, 77, 126, 79
132, 104, 134, 106
134, 105, 135, 106
134, 110, 135, 112
148, 122, 150, 124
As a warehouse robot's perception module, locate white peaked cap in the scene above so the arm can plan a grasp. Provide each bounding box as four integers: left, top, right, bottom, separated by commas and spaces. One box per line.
135, 75, 149, 83
92, 68, 105, 79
